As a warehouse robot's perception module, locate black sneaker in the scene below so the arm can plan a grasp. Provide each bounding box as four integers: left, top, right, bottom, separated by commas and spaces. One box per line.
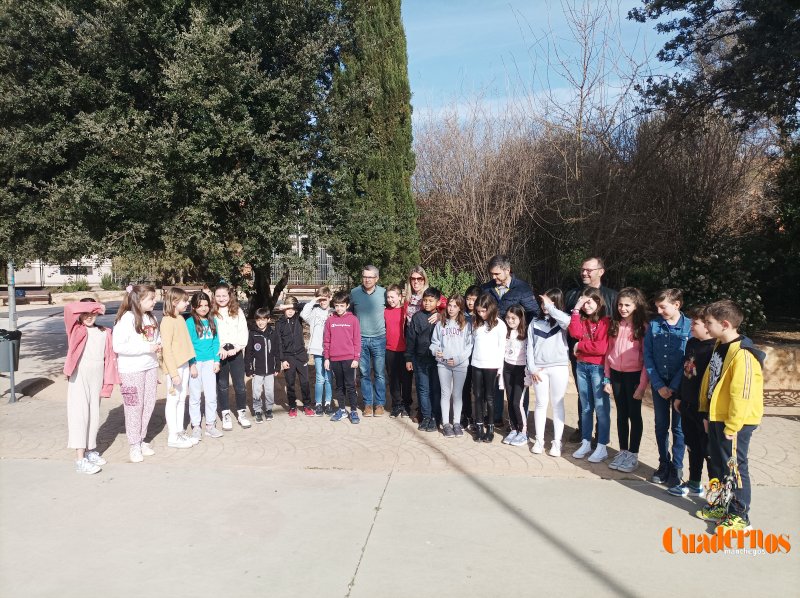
418, 417, 429, 431
401, 408, 412, 418
443, 423, 455, 438
651, 462, 670, 484
315, 404, 324, 417
265, 410, 273, 421
324, 403, 334, 416
255, 412, 264, 423
426, 419, 438, 433
453, 423, 464, 437
390, 407, 402, 418
664, 466, 683, 489
483, 424, 495, 443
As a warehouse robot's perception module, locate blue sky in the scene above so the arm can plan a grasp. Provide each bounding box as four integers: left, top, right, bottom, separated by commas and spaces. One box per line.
402, 0, 666, 123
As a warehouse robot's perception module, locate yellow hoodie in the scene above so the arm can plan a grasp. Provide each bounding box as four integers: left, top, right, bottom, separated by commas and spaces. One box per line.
699, 338, 764, 436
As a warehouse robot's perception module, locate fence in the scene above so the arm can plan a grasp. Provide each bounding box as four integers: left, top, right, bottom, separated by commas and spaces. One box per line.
270, 247, 350, 287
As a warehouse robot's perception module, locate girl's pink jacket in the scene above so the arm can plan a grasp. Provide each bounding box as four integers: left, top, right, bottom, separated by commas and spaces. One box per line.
63, 301, 121, 397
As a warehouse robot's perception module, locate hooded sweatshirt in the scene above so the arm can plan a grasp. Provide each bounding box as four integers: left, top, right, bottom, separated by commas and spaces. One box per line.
276, 313, 308, 358
113, 310, 161, 374
245, 324, 282, 376
300, 300, 331, 356
430, 318, 473, 370
526, 304, 570, 370
63, 301, 120, 397
323, 311, 361, 362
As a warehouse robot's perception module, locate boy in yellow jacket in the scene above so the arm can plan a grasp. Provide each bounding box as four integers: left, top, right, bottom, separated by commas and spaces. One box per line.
696, 300, 764, 531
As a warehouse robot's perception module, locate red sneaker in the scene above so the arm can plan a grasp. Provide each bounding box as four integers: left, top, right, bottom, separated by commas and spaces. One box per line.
288, 408, 298, 418
303, 406, 315, 417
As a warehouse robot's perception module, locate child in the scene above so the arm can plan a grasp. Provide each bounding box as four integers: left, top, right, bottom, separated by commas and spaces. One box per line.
64, 299, 119, 474
568, 288, 611, 462
245, 308, 282, 423
186, 291, 223, 438
385, 284, 412, 418
213, 283, 251, 430
603, 288, 650, 473
461, 285, 482, 428
471, 293, 507, 443
668, 305, 715, 496
277, 296, 314, 417
430, 294, 473, 438
527, 289, 570, 457
113, 284, 161, 463
405, 287, 443, 432
697, 300, 764, 531
301, 287, 333, 415
161, 287, 197, 449
502, 305, 529, 447
323, 291, 361, 424
644, 288, 691, 486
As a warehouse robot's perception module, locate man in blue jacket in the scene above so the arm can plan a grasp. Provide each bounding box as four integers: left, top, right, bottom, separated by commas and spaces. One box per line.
480, 255, 540, 427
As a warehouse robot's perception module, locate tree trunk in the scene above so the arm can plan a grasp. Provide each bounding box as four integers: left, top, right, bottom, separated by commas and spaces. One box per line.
248, 265, 289, 318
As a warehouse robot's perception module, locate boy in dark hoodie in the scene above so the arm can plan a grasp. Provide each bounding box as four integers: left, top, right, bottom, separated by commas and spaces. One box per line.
277, 296, 313, 417
245, 308, 282, 422
405, 287, 442, 432
696, 300, 765, 532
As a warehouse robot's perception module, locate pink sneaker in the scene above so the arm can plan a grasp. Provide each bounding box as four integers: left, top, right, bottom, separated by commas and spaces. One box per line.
303, 406, 315, 417
288, 408, 298, 418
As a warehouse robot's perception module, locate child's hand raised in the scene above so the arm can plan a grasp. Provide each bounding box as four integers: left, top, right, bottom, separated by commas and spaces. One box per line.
539, 294, 553, 307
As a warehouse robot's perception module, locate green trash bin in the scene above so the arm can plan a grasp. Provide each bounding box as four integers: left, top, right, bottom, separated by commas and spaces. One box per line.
0, 329, 21, 373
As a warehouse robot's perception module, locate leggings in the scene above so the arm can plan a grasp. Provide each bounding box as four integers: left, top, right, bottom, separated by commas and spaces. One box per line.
386, 349, 413, 412
438, 365, 468, 425
503, 363, 527, 432
472, 366, 497, 424
188, 359, 218, 427
330, 360, 358, 410
120, 367, 158, 446
217, 351, 247, 412
610, 369, 643, 453
532, 364, 569, 442
164, 363, 190, 441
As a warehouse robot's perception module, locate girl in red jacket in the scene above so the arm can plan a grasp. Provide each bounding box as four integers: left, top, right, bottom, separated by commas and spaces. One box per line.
568, 288, 611, 462
64, 299, 120, 474
385, 284, 412, 417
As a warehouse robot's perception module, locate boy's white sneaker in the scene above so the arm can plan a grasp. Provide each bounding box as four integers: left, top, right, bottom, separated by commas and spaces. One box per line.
222, 410, 233, 431
129, 445, 144, 463
140, 442, 155, 456
181, 432, 200, 446
191, 426, 203, 442
588, 444, 608, 463
167, 435, 194, 449
205, 425, 224, 438
530, 437, 545, 454
85, 450, 107, 466
608, 449, 629, 470
76, 458, 101, 475
237, 409, 252, 429
572, 439, 592, 459
549, 440, 562, 457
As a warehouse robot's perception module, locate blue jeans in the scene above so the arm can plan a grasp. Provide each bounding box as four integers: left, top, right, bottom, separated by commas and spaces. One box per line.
313, 355, 332, 406
359, 335, 386, 407
575, 362, 610, 444
652, 385, 685, 470
414, 358, 440, 420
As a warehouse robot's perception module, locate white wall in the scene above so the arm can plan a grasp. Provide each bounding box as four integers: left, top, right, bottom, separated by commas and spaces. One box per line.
14, 259, 113, 287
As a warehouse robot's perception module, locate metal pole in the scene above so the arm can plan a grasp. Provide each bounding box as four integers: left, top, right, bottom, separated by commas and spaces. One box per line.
7, 260, 16, 403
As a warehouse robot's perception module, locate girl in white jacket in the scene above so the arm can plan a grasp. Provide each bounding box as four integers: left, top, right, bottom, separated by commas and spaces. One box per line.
471, 293, 507, 443
213, 284, 250, 430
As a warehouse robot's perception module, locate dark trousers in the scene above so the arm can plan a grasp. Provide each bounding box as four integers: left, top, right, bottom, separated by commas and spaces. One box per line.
503, 363, 527, 432
610, 369, 644, 453
472, 367, 497, 424
708, 422, 757, 520
462, 364, 473, 422
217, 351, 247, 411
284, 353, 310, 409
386, 349, 412, 412
330, 360, 358, 410
414, 357, 441, 422
680, 404, 709, 482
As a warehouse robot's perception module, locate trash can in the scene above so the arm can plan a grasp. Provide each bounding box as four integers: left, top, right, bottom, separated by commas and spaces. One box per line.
14, 289, 26, 298
0, 329, 21, 373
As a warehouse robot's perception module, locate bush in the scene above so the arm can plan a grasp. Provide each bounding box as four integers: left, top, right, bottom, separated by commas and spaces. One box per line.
100, 274, 119, 290
427, 263, 477, 299
62, 278, 91, 292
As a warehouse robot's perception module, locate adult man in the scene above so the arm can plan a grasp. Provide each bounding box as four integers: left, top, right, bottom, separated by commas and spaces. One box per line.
350, 265, 387, 416
565, 256, 618, 442
480, 255, 540, 426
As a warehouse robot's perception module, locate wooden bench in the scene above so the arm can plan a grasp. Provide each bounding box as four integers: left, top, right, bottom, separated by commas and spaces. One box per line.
0, 290, 52, 305
284, 284, 322, 298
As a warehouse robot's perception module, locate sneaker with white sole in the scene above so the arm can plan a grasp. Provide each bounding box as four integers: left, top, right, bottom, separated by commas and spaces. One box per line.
572, 439, 592, 459
129, 445, 144, 463
140, 442, 155, 456
205, 424, 224, 438
222, 410, 233, 431
587, 444, 608, 463
510, 431, 528, 446
530, 437, 545, 454
76, 457, 101, 474
549, 440, 562, 457
167, 435, 194, 449
608, 450, 629, 470
85, 450, 107, 466
617, 452, 639, 473
191, 426, 203, 442
237, 409, 252, 429
181, 432, 200, 446
502, 430, 517, 444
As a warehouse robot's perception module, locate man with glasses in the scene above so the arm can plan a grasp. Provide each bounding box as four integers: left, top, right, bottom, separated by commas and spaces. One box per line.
350, 265, 387, 416
565, 257, 618, 442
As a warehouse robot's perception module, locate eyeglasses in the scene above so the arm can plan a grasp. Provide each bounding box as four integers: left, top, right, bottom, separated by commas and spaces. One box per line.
580, 268, 601, 273
409, 276, 424, 281
362, 275, 377, 280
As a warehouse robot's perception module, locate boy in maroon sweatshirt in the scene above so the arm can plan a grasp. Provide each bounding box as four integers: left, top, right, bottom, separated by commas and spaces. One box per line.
324, 291, 362, 423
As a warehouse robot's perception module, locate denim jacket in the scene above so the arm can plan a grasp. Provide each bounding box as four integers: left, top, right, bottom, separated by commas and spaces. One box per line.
643, 314, 691, 392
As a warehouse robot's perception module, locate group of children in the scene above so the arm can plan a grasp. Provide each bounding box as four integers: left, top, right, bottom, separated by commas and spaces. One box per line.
64, 278, 764, 532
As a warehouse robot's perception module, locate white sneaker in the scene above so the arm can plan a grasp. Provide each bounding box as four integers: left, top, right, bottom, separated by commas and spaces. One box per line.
549, 440, 562, 457
572, 439, 592, 459
85, 450, 107, 466
510, 431, 528, 446
191, 426, 203, 442
168, 435, 194, 449
75, 457, 101, 474
205, 424, 224, 438
588, 444, 608, 463
129, 445, 144, 463
617, 452, 639, 473
608, 449, 629, 470
140, 442, 155, 456
222, 410, 233, 431
530, 437, 545, 454
502, 430, 517, 444
237, 409, 252, 429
